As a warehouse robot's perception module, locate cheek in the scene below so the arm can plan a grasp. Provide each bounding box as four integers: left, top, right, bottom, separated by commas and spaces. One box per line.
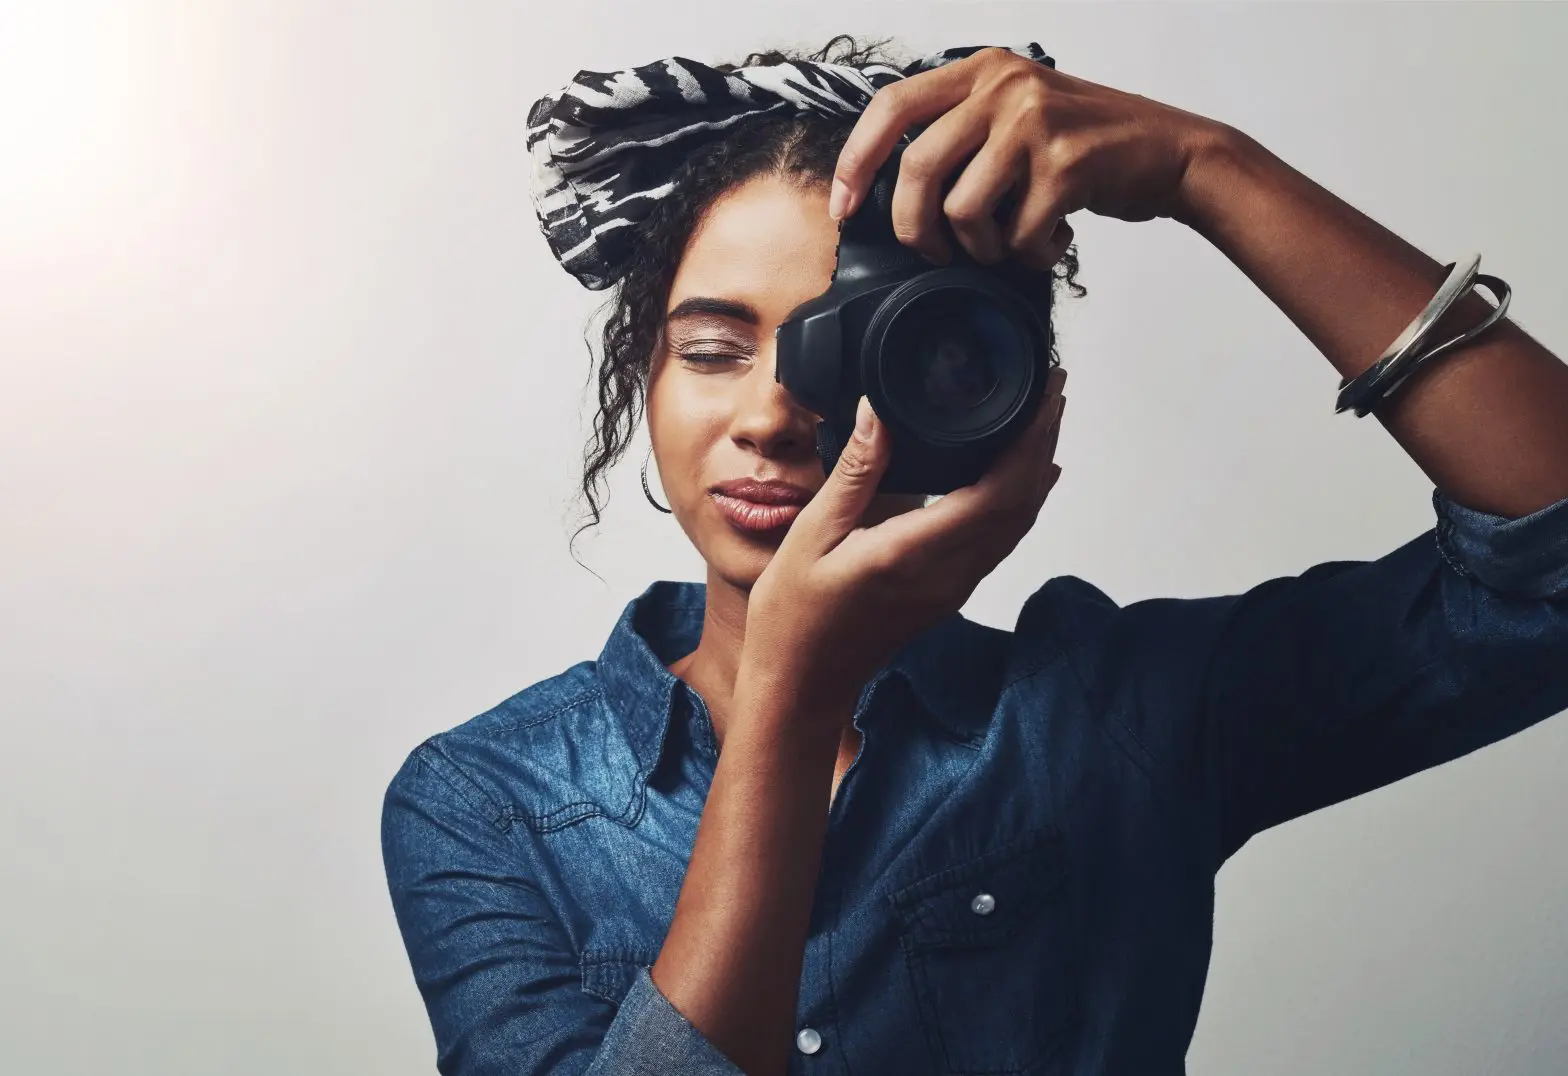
647, 371, 731, 488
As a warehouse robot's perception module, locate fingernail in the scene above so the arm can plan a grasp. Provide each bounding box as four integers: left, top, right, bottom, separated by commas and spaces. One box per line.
855, 395, 875, 440
829, 179, 850, 221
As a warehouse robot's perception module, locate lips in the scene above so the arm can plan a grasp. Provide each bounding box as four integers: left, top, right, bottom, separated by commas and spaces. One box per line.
709, 478, 814, 536
711, 479, 813, 505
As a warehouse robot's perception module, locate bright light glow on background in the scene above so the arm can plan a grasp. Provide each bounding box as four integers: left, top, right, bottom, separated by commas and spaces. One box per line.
0, 4, 137, 217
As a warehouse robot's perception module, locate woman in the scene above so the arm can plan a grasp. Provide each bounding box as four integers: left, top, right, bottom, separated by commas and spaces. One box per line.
381, 36, 1568, 1076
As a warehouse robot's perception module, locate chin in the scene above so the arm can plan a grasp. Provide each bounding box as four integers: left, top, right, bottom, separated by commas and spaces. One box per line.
704, 531, 785, 592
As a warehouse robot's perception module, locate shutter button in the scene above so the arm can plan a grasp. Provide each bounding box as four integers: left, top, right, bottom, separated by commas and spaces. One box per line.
796, 1027, 823, 1055
971, 891, 996, 915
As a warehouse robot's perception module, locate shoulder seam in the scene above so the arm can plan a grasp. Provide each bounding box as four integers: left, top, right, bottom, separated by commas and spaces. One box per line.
409, 742, 511, 831
485, 689, 604, 736
1023, 582, 1158, 779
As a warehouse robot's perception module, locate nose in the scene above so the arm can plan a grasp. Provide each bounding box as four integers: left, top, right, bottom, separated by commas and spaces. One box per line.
727, 346, 819, 461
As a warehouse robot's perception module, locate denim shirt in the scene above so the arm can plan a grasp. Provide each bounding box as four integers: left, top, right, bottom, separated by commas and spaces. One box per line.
382, 487, 1568, 1076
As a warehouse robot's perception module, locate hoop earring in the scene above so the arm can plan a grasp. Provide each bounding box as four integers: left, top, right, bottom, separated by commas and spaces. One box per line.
641, 447, 673, 514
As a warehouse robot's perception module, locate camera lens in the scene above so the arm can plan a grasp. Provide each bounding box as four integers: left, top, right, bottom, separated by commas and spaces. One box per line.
911, 307, 1005, 412
876, 285, 1035, 441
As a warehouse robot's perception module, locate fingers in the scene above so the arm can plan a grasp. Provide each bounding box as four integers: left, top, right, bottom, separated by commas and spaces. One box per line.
830, 70, 973, 222
1003, 167, 1066, 269
1002, 169, 1075, 271
1044, 393, 1065, 462
789, 395, 892, 556
886, 99, 990, 265
877, 104, 1043, 269
904, 367, 1067, 554
1040, 219, 1076, 272
841, 367, 1067, 570
938, 138, 1028, 267
975, 366, 1067, 505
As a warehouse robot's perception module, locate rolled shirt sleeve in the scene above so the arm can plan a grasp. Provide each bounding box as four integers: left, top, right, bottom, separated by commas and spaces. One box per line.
381, 746, 744, 1076
586, 968, 747, 1076
1432, 485, 1568, 599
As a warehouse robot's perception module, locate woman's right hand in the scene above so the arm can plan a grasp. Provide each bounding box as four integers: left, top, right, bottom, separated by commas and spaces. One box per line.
741, 365, 1068, 721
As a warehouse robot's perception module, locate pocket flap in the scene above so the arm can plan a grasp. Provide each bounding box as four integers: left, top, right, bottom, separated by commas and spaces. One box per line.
889, 825, 1067, 951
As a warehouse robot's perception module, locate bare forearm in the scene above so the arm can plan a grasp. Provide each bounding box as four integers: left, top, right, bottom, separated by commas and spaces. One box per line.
1176, 124, 1568, 520
649, 668, 847, 1076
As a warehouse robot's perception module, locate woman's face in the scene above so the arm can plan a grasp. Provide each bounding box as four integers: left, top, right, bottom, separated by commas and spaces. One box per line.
646, 173, 923, 591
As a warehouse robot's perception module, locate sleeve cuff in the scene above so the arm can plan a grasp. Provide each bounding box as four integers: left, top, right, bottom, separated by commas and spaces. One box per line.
1432, 486, 1568, 599
588, 966, 746, 1076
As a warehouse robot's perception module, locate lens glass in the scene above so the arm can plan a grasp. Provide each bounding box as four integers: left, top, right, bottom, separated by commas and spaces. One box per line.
913, 306, 1006, 412
879, 287, 1032, 440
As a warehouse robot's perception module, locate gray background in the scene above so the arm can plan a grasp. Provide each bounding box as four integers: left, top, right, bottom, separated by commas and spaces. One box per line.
2, 2, 1565, 1073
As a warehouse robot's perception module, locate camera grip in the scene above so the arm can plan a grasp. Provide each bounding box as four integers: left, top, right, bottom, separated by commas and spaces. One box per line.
815, 420, 850, 478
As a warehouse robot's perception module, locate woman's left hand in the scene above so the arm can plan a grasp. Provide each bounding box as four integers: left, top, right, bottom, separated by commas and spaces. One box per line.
828, 47, 1231, 269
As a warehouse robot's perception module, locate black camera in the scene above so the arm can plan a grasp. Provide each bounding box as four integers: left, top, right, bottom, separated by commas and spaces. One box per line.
775, 139, 1055, 495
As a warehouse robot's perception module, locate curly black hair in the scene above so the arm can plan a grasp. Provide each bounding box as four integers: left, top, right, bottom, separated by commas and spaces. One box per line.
567, 34, 1086, 565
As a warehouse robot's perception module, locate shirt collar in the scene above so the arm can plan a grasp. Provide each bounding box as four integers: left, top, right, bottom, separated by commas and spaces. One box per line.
596, 580, 1003, 773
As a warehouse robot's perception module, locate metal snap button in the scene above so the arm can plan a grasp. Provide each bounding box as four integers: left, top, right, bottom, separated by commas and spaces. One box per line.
796, 1026, 823, 1055
971, 891, 996, 915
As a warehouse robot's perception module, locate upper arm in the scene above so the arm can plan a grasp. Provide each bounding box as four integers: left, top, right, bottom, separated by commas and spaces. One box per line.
1026, 487, 1568, 870
1198, 487, 1568, 863
380, 745, 610, 1075
380, 744, 744, 1076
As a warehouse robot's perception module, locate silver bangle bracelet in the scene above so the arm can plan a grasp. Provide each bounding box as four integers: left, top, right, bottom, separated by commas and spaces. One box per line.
1370, 272, 1511, 406
1335, 254, 1511, 417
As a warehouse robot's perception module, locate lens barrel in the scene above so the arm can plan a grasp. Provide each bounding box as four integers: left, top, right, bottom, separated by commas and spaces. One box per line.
863, 269, 1042, 445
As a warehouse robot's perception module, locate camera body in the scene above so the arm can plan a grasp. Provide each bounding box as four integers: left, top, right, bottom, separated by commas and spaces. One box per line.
775, 139, 1055, 495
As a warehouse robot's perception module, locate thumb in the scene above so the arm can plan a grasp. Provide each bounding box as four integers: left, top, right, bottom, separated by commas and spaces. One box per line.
797, 395, 891, 549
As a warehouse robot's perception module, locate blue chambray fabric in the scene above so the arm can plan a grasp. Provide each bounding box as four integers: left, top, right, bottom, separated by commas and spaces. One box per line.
382, 486, 1568, 1076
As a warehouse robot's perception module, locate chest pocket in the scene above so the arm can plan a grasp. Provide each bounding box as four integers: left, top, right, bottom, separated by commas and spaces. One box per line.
580, 947, 661, 1008
889, 824, 1078, 1075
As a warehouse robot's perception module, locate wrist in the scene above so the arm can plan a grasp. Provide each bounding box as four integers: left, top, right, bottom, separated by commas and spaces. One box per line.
733, 655, 861, 740
1170, 121, 1270, 237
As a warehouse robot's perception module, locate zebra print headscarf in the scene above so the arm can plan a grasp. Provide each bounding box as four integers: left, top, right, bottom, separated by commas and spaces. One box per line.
525, 43, 1055, 290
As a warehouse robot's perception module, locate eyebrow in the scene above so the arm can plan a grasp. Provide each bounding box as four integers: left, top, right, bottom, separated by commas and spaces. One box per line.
665, 296, 760, 326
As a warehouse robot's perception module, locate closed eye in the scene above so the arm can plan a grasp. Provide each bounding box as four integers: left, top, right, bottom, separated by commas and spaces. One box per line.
677, 351, 749, 367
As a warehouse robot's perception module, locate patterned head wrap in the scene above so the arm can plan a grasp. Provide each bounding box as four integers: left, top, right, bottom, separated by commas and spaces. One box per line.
525, 43, 1055, 290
